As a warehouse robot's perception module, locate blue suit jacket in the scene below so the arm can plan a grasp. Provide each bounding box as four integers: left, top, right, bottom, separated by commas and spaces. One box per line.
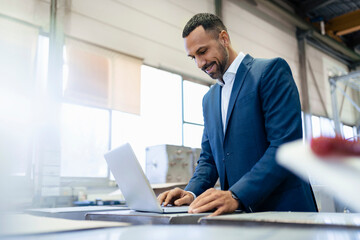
185, 55, 317, 212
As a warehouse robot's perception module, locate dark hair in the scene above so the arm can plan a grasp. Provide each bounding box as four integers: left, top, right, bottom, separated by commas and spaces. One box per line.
182, 13, 227, 38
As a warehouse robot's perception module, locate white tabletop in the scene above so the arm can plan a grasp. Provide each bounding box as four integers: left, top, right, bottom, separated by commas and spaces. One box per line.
3, 224, 360, 240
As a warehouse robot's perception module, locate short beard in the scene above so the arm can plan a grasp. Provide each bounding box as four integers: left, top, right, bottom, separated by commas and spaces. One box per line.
207, 42, 228, 80
218, 44, 229, 79
201, 41, 229, 80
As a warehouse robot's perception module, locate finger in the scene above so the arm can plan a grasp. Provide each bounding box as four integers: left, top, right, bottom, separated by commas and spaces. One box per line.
190, 195, 213, 210
190, 198, 220, 214
157, 191, 166, 201
208, 207, 224, 217
190, 192, 218, 210
191, 188, 215, 206
163, 188, 181, 206
174, 193, 193, 206
163, 192, 173, 206
157, 191, 169, 204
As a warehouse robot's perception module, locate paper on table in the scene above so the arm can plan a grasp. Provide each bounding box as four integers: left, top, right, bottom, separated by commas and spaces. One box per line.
276, 140, 360, 212
203, 212, 360, 227
0, 214, 129, 236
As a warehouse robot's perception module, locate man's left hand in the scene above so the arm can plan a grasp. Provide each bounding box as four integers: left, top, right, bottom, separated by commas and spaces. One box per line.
188, 188, 239, 217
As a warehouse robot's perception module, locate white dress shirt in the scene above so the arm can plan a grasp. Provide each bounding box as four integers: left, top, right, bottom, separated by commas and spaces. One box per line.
217, 52, 245, 133
186, 53, 245, 200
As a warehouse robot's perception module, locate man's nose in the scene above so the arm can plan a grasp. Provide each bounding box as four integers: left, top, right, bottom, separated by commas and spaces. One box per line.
195, 56, 205, 69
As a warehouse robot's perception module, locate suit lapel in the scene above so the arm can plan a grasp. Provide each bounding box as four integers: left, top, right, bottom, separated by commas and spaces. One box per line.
214, 84, 224, 144
224, 54, 253, 139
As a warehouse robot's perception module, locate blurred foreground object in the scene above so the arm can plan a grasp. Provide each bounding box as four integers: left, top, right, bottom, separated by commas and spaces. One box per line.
311, 136, 360, 157
277, 140, 360, 212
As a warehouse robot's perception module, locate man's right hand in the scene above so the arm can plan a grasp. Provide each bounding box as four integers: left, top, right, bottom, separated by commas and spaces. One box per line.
157, 187, 194, 206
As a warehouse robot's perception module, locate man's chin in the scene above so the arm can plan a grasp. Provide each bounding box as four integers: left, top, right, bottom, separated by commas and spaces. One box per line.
207, 72, 221, 79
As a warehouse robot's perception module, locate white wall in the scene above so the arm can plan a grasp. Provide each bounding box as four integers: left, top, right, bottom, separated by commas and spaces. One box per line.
65, 0, 215, 84
223, 0, 306, 114
0, 0, 357, 124
0, 0, 49, 30
223, 0, 356, 124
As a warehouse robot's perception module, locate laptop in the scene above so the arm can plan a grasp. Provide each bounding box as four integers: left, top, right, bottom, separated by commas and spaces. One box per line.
104, 143, 189, 213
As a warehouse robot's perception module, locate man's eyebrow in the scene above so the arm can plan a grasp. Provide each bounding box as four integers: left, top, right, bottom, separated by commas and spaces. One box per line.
196, 47, 206, 54
188, 47, 207, 58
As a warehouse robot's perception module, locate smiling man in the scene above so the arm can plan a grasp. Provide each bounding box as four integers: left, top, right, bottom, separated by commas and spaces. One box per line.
158, 13, 317, 216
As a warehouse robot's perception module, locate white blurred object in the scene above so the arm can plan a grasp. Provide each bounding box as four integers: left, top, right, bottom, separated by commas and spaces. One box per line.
320, 20, 325, 35
277, 140, 360, 212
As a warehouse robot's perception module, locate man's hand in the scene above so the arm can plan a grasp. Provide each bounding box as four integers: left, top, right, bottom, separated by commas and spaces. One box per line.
188, 188, 239, 217
157, 187, 194, 206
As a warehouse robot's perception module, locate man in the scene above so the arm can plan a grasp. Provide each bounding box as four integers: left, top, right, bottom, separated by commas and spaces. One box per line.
158, 13, 317, 216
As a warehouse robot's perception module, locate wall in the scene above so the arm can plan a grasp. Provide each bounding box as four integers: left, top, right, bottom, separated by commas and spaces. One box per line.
65, 0, 215, 84
0, 0, 357, 123
0, 0, 49, 30
223, 0, 357, 125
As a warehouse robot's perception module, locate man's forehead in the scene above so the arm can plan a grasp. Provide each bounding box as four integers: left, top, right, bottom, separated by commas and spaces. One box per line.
186, 26, 209, 41
184, 26, 213, 53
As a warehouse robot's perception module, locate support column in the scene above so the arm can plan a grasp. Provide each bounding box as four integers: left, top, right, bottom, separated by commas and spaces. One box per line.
329, 78, 342, 135
215, 0, 222, 19
297, 29, 312, 142
33, 0, 65, 207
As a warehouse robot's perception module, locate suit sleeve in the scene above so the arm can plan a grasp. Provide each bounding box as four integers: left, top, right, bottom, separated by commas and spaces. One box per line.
184, 98, 219, 196
229, 58, 303, 211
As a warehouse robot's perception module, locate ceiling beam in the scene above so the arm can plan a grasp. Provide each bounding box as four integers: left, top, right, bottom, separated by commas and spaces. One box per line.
326, 9, 360, 36
301, 0, 336, 15
258, 0, 360, 64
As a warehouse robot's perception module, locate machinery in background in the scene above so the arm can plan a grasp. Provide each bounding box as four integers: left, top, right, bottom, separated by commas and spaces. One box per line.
145, 145, 201, 184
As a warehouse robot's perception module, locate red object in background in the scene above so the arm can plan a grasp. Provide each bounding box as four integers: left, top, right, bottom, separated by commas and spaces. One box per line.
310, 136, 360, 157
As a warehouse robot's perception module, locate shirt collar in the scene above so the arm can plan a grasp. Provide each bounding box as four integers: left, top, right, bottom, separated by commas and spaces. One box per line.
217, 52, 245, 87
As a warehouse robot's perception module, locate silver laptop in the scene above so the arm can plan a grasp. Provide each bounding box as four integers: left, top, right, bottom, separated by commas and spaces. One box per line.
104, 143, 189, 213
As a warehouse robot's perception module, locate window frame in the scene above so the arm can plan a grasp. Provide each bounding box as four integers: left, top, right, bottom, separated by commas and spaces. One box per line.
59, 67, 211, 188
17, 30, 213, 190
181, 78, 211, 146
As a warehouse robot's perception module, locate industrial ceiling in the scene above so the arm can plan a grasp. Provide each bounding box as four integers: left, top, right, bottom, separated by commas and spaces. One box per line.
282, 0, 360, 62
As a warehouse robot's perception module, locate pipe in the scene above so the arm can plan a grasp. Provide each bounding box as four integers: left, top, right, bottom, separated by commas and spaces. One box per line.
259, 0, 360, 63
215, 0, 223, 19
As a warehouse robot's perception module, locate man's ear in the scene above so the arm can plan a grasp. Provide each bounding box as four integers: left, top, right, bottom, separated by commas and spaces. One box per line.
219, 30, 230, 47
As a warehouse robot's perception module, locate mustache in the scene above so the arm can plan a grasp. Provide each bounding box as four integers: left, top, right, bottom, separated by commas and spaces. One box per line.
202, 62, 215, 72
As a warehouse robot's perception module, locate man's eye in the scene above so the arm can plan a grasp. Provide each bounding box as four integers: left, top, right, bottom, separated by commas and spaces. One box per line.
199, 49, 207, 55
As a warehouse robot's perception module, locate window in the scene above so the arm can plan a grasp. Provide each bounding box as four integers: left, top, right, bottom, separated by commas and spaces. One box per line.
60, 103, 109, 177
311, 115, 321, 138
309, 114, 357, 141
140, 66, 183, 147
183, 123, 204, 148
34, 36, 208, 179
182, 80, 209, 148
183, 80, 208, 125
111, 66, 186, 171
320, 117, 336, 137
60, 65, 209, 178
0, 92, 32, 176
62, 38, 141, 114
343, 124, 355, 140
111, 110, 143, 168
59, 39, 142, 178
0, 18, 39, 177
